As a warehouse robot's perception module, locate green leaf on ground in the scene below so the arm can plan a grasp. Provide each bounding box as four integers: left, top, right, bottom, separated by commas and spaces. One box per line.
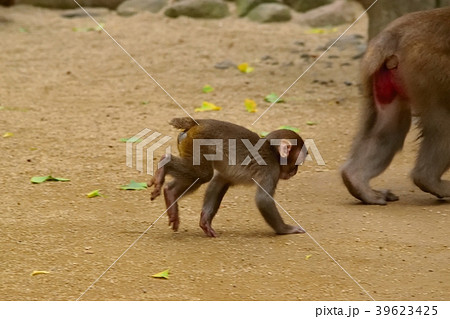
152, 269, 170, 279
119, 137, 143, 143
31, 175, 70, 184
120, 180, 147, 190
278, 125, 300, 133
306, 121, 317, 126
0, 106, 30, 112
264, 93, 284, 104
259, 131, 269, 137
202, 85, 214, 93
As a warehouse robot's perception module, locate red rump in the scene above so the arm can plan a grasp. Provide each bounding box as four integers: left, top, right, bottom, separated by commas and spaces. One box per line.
373, 64, 398, 107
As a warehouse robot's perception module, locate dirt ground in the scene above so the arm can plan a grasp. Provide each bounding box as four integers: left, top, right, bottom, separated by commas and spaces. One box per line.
0, 4, 448, 301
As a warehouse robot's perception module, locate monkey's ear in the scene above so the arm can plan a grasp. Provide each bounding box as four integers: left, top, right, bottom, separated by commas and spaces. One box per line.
279, 139, 292, 158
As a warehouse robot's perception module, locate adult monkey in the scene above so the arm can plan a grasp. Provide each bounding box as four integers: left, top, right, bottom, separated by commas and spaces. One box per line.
341, 7, 450, 204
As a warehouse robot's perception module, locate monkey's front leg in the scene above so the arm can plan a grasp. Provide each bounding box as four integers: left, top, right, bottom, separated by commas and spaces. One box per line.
255, 184, 305, 235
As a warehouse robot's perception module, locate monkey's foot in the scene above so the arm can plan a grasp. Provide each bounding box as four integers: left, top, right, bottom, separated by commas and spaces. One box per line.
342, 169, 398, 205
149, 178, 163, 201
168, 212, 179, 232
199, 212, 217, 237
356, 189, 398, 205
377, 189, 399, 202
359, 189, 398, 205
200, 224, 217, 237
149, 163, 166, 201
413, 176, 450, 199
276, 224, 305, 235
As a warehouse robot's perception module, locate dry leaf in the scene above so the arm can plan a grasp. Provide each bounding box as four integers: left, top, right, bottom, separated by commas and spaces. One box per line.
31, 270, 50, 276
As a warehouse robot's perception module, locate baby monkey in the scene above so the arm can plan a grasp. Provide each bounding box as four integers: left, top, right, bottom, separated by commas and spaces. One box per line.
149, 117, 307, 237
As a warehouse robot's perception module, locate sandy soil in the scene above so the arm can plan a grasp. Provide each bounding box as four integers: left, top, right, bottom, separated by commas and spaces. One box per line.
0, 4, 448, 301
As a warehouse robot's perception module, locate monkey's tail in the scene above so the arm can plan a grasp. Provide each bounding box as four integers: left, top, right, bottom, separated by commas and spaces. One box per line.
169, 117, 198, 131
354, 32, 400, 138
360, 31, 399, 94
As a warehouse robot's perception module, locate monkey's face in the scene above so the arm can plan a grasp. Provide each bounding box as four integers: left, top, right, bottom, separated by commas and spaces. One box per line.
279, 147, 302, 180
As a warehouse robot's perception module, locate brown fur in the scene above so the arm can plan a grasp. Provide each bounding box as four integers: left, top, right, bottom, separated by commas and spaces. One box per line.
149, 118, 307, 236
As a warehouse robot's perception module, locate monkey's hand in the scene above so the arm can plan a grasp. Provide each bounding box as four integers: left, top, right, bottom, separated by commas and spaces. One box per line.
276, 224, 305, 235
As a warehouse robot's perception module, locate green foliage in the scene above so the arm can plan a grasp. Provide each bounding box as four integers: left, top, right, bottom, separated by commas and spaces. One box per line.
120, 180, 147, 190
31, 176, 70, 184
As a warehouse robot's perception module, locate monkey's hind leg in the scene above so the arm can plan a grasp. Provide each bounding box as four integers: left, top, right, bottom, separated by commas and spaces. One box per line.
199, 174, 230, 237
161, 157, 213, 232
149, 154, 169, 201
341, 95, 411, 205
412, 110, 450, 199
164, 179, 202, 232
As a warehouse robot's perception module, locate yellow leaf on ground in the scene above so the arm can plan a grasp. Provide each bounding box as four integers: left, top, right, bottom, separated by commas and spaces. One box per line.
305, 254, 312, 260
152, 269, 170, 279
3, 132, 13, 138
195, 101, 222, 112
244, 99, 257, 113
305, 27, 338, 34
237, 62, 254, 73
86, 189, 103, 198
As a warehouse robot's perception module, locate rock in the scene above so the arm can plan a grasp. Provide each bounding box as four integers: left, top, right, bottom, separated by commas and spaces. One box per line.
0, 16, 11, 23
61, 7, 110, 18
117, 0, 167, 16
15, 0, 125, 9
214, 60, 236, 69
164, 0, 229, 19
282, 0, 332, 13
247, 3, 291, 23
317, 34, 367, 59
299, 0, 363, 27
318, 34, 365, 51
236, 0, 274, 17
